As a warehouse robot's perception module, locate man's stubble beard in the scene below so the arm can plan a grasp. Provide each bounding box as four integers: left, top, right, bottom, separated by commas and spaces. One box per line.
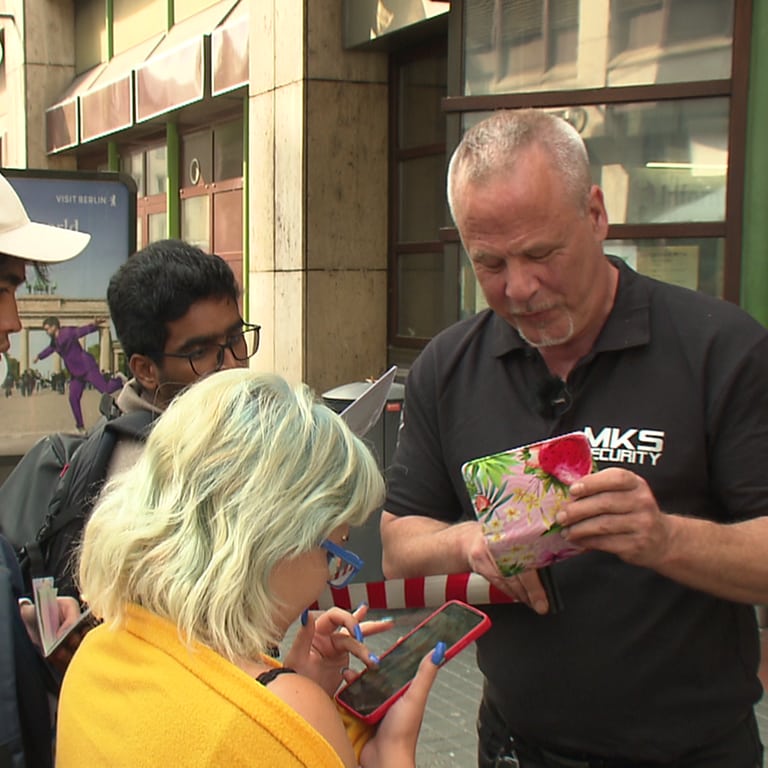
513, 311, 575, 349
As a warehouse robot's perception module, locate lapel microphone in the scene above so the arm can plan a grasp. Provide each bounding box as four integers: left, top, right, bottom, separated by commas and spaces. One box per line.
535, 375, 571, 419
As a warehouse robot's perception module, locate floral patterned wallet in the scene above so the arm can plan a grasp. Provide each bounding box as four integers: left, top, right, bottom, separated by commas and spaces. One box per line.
461, 431, 596, 576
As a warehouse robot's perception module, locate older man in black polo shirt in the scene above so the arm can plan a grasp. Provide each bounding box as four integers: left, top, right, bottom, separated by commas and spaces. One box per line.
381, 109, 768, 767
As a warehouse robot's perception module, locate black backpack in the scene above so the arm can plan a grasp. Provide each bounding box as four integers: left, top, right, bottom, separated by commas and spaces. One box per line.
0, 409, 156, 597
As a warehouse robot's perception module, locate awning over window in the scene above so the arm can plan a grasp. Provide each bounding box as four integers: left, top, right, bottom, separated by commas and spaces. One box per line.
46, 0, 245, 153
211, 0, 248, 97
45, 65, 106, 153
343, 0, 449, 49
135, 0, 238, 123
80, 34, 164, 142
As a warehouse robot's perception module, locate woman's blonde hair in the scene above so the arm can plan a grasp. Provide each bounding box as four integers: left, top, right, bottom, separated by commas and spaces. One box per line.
78, 369, 384, 660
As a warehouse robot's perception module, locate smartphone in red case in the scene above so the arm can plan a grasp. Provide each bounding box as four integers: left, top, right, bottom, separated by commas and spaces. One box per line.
335, 600, 491, 724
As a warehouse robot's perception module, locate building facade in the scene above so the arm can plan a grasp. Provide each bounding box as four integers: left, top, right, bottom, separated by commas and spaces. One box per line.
1, 0, 765, 393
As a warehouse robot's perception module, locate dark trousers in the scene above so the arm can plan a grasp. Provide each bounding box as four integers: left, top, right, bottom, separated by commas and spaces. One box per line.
477, 695, 764, 768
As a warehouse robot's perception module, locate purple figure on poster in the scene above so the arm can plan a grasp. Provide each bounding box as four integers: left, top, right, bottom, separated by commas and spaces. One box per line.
34, 316, 123, 431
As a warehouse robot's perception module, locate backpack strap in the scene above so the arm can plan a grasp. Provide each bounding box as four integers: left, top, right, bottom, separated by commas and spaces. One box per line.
99, 392, 120, 419
102, 408, 156, 442
38, 409, 157, 546
22, 409, 157, 597
24, 541, 46, 588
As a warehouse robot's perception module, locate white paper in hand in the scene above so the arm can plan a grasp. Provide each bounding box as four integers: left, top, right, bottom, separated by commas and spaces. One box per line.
340, 365, 398, 437
32, 576, 93, 656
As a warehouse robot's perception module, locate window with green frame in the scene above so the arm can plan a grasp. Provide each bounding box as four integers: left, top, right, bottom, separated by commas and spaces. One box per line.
389, 0, 748, 360
447, 0, 746, 316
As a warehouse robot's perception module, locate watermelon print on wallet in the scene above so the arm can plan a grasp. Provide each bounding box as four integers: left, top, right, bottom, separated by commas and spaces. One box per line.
461, 432, 595, 576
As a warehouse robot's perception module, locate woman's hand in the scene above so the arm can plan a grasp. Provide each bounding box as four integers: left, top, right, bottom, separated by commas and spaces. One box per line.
285, 604, 393, 696
359, 644, 444, 768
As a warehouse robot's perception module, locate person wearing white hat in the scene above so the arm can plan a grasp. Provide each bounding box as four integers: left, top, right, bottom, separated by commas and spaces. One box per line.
0, 171, 91, 355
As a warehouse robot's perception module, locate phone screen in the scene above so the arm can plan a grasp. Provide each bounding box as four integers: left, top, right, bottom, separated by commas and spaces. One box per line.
336, 602, 486, 717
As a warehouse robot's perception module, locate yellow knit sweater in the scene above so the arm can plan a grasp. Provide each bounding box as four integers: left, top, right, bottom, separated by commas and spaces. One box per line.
56, 605, 371, 767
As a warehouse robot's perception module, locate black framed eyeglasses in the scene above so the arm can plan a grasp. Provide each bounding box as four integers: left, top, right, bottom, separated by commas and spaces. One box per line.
321, 539, 364, 589
163, 323, 261, 376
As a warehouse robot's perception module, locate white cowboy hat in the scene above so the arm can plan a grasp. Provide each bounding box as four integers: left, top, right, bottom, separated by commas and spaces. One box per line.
0, 171, 91, 263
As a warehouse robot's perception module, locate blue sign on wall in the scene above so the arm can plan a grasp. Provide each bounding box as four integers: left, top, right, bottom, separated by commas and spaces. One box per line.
1, 169, 137, 450
6, 171, 137, 298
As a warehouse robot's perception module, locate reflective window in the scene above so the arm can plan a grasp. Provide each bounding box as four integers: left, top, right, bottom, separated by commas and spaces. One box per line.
606, 237, 725, 296
148, 211, 167, 242
213, 119, 244, 181
120, 150, 145, 197
397, 252, 456, 338
611, 0, 733, 56
399, 57, 447, 149
181, 121, 244, 187
391, 45, 448, 346
181, 195, 210, 251
464, 0, 734, 94
590, 100, 728, 225
399, 155, 447, 242
460, 247, 488, 318
181, 130, 212, 187
146, 146, 167, 196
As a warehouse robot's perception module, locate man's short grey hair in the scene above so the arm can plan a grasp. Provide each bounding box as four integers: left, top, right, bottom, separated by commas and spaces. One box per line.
447, 109, 592, 222
77, 369, 384, 661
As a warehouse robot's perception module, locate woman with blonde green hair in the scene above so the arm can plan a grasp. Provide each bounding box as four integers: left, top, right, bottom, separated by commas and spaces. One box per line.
56, 369, 443, 767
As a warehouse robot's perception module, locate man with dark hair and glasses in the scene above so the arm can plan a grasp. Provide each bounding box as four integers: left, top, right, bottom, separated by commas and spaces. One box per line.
162, 322, 260, 377
45, 239, 260, 596
103, 239, 259, 473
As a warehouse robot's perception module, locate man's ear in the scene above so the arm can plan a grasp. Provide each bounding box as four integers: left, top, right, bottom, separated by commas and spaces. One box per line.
588, 185, 609, 241
129, 354, 159, 392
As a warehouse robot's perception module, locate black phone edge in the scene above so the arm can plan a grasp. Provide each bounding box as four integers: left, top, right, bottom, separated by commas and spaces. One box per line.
538, 565, 564, 614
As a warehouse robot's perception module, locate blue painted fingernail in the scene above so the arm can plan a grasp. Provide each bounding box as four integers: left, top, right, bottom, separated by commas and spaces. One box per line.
300, 609, 309, 626
354, 601, 368, 612
369, 653, 380, 665
431, 641, 447, 665
379, 616, 394, 623
353, 624, 364, 642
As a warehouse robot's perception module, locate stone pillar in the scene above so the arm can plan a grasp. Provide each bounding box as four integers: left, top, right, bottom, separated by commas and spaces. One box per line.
0, 0, 78, 169
99, 327, 112, 372
18, 328, 30, 373
23, 0, 79, 169
248, 0, 389, 393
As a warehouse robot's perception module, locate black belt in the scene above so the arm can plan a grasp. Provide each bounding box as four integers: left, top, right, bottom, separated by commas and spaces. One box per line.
508, 733, 668, 768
